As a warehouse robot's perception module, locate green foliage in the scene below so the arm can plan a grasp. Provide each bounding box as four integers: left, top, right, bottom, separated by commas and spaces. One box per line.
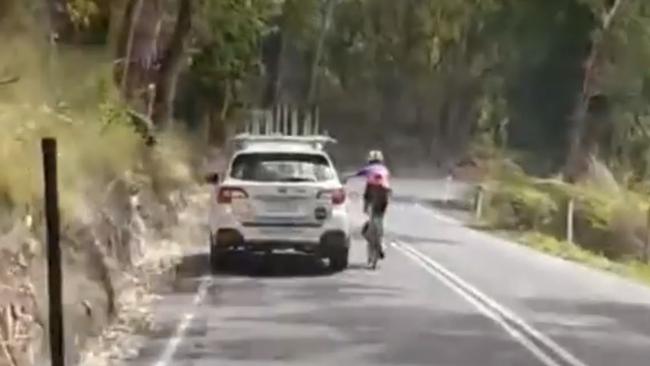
191, 0, 274, 92
572, 188, 615, 230
281, 0, 321, 47
327, 0, 501, 82
99, 97, 130, 129
484, 177, 560, 231
66, 0, 101, 29
5, 0, 650, 179
483, 168, 650, 262
519, 232, 613, 268
316, 0, 650, 174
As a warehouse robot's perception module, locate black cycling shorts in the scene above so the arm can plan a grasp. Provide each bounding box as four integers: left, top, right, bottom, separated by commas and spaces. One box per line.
363, 184, 389, 216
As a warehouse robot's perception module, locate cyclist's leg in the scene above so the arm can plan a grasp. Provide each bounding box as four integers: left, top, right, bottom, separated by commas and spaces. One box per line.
362, 220, 369, 238
363, 183, 371, 214
375, 193, 388, 259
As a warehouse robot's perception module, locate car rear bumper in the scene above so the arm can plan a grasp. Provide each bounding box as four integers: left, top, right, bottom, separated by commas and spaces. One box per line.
211, 205, 349, 243
213, 227, 349, 253
241, 225, 329, 243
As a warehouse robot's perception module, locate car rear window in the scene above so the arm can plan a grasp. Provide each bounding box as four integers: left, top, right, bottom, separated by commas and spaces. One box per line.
230, 152, 336, 182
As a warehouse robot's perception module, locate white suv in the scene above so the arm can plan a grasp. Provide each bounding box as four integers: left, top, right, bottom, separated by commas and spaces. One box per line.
207, 134, 350, 271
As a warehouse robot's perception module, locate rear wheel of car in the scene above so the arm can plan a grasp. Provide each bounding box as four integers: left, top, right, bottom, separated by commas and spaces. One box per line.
209, 233, 228, 272
321, 232, 349, 271
329, 247, 349, 271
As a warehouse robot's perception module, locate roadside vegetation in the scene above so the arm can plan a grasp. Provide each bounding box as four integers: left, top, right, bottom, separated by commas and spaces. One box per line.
4, 0, 650, 363
435, 0, 650, 287
475, 159, 650, 286
0, 4, 197, 366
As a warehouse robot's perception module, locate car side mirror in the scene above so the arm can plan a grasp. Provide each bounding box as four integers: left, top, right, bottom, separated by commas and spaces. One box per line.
204, 172, 220, 185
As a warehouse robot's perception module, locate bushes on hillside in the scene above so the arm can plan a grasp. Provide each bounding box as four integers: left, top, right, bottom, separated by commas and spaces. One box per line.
482, 162, 650, 261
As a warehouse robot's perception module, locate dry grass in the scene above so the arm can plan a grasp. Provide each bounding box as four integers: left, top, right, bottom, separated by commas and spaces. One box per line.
0, 17, 198, 365
0, 41, 195, 221
0, 20, 149, 221
0, 102, 142, 217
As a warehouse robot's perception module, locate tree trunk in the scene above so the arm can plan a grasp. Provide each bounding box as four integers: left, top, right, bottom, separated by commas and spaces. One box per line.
114, 0, 162, 104
263, 0, 301, 108
273, 32, 288, 106
261, 30, 285, 108
118, 0, 143, 99
109, 0, 130, 51
207, 82, 232, 146
305, 0, 337, 107
450, 82, 481, 159
151, 0, 192, 129
45, 0, 70, 37
564, 0, 625, 182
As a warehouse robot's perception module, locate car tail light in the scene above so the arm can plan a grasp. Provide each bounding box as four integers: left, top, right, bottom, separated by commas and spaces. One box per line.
218, 187, 248, 204
318, 188, 346, 205
332, 188, 346, 205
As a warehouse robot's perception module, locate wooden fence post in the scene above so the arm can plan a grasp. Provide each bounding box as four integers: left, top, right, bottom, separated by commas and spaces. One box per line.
474, 185, 484, 220
42, 138, 65, 366
644, 206, 650, 263
566, 197, 575, 244
443, 174, 452, 204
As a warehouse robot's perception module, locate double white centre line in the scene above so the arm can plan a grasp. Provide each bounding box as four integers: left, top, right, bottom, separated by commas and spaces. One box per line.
392, 241, 589, 366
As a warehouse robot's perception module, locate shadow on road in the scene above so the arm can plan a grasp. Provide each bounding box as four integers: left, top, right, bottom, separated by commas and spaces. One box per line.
173, 251, 341, 280
219, 251, 338, 278
174, 252, 210, 279
346, 263, 372, 271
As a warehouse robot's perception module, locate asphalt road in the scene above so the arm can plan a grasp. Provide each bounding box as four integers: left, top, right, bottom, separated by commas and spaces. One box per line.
120, 179, 650, 366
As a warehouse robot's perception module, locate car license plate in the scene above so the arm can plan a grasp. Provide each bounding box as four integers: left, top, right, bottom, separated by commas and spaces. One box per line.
259, 226, 301, 235
266, 201, 298, 213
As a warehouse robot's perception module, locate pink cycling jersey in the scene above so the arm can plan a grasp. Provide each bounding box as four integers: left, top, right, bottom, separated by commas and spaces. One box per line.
355, 163, 390, 189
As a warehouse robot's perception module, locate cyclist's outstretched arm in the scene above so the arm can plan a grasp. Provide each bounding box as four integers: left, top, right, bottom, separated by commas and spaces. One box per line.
342, 167, 369, 183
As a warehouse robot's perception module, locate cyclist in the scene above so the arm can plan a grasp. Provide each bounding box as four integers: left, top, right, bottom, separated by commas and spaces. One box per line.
346, 150, 391, 258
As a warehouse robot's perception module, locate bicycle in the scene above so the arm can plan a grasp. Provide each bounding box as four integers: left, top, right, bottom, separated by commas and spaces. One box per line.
362, 204, 384, 270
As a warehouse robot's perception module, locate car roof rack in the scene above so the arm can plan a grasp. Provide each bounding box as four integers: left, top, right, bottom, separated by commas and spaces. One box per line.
230, 105, 337, 151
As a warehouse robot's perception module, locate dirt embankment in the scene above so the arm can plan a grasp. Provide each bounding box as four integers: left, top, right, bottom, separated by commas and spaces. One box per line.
0, 176, 207, 366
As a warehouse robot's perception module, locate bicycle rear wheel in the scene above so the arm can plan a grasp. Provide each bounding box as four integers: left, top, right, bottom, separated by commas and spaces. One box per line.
365, 205, 384, 269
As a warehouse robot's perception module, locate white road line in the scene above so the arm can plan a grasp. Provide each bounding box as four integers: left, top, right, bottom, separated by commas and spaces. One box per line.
406, 201, 461, 225
393, 241, 590, 366
392, 243, 559, 366
419, 204, 461, 225
398, 242, 589, 366
154, 276, 212, 366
